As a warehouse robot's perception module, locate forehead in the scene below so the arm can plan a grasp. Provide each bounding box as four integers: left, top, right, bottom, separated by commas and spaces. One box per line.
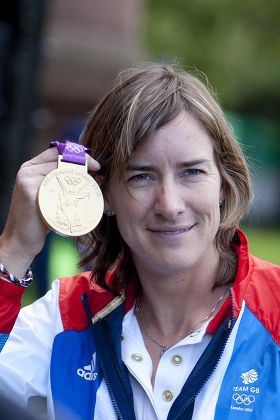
127, 111, 215, 166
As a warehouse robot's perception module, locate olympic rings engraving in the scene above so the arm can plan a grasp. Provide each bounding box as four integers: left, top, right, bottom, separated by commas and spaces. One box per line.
64, 176, 81, 186
232, 393, 255, 405
65, 144, 84, 153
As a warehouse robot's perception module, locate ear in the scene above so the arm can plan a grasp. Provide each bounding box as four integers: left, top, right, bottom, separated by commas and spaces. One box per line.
219, 182, 224, 202
219, 184, 225, 207
103, 186, 115, 216
91, 173, 115, 216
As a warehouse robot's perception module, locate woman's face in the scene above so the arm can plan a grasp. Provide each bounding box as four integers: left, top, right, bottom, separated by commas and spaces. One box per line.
105, 111, 223, 277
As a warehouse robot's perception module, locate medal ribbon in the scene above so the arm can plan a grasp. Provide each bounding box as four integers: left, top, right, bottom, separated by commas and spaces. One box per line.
50, 140, 90, 166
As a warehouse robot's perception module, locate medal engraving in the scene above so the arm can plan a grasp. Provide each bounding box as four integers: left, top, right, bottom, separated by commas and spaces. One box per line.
38, 161, 104, 236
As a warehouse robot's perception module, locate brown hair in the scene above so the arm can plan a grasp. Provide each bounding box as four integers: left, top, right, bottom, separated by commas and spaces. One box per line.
80, 62, 253, 294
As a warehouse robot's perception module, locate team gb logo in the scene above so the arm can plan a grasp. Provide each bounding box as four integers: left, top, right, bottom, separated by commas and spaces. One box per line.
241, 369, 258, 384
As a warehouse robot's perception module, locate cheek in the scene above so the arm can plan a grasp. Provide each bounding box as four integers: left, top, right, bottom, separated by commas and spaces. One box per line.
209, 202, 221, 231
106, 185, 127, 213
114, 210, 141, 249
194, 192, 220, 221
109, 185, 151, 217
112, 195, 139, 219
112, 197, 141, 236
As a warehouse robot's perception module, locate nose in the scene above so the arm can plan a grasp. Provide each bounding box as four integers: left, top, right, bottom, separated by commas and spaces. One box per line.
154, 178, 185, 219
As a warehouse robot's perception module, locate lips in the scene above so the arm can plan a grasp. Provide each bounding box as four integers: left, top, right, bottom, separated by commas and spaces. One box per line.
148, 224, 195, 234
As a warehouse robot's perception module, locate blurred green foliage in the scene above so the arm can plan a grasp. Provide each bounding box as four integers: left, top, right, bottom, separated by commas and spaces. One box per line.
22, 282, 37, 307
243, 226, 280, 265
48, 236, 81, 283
145, 0, 280, 117
227, 112, 280, 167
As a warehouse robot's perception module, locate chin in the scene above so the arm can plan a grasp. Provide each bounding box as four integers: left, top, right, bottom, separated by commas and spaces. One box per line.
150, 256, 197, 276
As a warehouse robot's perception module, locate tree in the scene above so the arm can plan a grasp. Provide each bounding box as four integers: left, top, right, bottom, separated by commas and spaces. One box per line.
145, 0, 280, 117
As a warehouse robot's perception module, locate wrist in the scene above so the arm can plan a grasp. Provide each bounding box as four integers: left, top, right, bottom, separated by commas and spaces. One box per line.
0, 235, 35, 278
0, 263, 33, 288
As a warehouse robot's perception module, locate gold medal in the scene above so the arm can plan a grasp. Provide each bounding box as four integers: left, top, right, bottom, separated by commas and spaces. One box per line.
38, 156, 104, 236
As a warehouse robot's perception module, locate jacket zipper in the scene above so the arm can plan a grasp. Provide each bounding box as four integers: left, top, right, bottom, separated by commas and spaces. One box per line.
99, 356, 124, 420
172, 289, 236, 420
81, 294, 134, 420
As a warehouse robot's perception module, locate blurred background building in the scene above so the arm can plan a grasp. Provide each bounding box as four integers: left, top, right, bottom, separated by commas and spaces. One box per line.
35, 0, 145, 152
0, 0, 279, 297
0, 0, 145, 229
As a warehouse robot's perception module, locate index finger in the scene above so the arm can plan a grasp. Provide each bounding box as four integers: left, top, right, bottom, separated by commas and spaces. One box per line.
86, 154, 101, 172
21, 147, 59, 168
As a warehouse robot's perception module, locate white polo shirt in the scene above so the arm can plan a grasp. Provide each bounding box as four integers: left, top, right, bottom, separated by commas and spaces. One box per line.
121, 306, 213, 420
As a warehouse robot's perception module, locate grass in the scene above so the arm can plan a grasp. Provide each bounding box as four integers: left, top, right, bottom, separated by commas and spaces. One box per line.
242, 226, 280, 265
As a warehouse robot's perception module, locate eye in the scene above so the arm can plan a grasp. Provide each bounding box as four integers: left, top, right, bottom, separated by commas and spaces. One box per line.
184, 168, 203, 177
127, 173, 153, 183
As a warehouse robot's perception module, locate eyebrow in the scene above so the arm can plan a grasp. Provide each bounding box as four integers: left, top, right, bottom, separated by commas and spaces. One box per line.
126, 159, 211, 171
126, 164, 157, 172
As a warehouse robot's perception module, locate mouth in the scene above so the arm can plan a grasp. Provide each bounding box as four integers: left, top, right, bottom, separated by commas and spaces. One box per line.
148, 224, 195, 235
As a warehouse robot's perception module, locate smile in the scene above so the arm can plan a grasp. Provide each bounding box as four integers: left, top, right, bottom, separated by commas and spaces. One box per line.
148, 224, 195, 236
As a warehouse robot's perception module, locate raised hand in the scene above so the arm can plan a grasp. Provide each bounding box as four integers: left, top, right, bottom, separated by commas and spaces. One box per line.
0, 146, 100, 278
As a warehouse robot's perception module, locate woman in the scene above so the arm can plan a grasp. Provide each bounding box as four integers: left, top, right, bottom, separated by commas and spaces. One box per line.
0, 63, 279, 420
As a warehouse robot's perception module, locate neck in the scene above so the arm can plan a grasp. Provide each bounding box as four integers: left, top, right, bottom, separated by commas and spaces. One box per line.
133, 248, 228, 339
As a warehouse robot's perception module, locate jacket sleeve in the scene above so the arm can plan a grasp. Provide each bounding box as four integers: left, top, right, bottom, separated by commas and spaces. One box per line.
0, 278, 63, 411
0, 279, 25, 349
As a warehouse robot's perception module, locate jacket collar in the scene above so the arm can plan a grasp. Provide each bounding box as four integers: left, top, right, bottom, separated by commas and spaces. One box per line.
86, 229, 251, 327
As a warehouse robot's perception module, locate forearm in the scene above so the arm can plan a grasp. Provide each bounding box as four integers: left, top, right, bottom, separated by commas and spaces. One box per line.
0, 235, 35, 279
